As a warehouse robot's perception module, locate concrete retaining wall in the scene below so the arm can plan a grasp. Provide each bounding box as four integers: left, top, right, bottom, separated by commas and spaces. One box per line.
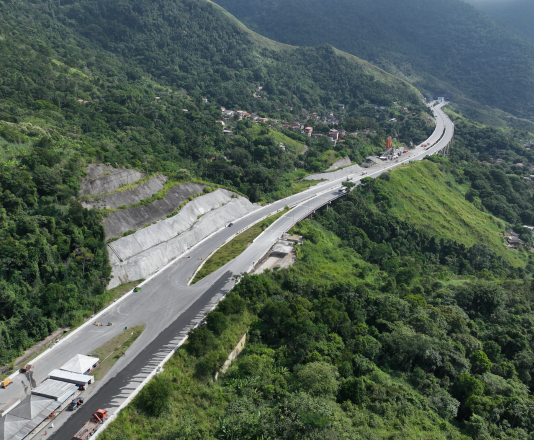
304, 163, 363, 182
81, 164, 144, 196
107, 189, 259, 288
82, 175, 168, 210
326, 156, 351, 171
104, 183, 206, 238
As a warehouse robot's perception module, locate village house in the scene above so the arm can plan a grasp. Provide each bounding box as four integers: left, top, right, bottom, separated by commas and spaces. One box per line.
304, 127, 313, 136
328, 129, 340, 141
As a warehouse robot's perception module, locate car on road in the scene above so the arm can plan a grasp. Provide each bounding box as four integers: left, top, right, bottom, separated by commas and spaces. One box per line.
227, 223, 234, 227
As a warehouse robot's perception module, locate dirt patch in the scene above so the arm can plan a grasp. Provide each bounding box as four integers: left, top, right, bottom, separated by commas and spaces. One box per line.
253, 241, 297, 274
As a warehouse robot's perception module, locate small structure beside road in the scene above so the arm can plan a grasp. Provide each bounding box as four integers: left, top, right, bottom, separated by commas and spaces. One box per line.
49, 369, 94, 387
31, 379, 78, 402
254, 236, 302, 274
60, 354, 99, 375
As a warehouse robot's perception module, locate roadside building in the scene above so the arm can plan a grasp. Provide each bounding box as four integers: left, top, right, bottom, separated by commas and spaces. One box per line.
60, 354, 99, 375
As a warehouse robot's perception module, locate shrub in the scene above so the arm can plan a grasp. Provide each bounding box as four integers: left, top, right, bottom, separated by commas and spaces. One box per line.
294, 361, 340, 399
137, 376, 172, 417
186, 325, 218, 357
206, 311, 229, 335
218, 294, 246, 315
195, 350, 227, 379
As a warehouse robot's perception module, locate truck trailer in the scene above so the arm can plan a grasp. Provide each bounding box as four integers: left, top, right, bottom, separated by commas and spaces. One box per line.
72, 409, 107, 440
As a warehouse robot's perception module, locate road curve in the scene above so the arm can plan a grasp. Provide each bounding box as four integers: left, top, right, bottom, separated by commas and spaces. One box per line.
20, 102, 452, 439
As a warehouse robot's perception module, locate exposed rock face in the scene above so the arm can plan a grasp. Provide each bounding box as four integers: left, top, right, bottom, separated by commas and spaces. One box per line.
103, 183, 206, 239
80, 164, 144, 196
107, 189, 260, 289
82, 175, 168, 210
326, 156, 351, 171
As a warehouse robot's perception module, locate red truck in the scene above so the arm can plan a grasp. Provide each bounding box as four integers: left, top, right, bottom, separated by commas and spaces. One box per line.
72, 409, 107, 440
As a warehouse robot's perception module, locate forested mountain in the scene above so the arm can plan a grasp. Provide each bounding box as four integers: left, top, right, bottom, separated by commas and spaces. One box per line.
213, 0, 534, 122
465, 0, 534, 43
0, 0, 431, 365
102, 151, 534, 440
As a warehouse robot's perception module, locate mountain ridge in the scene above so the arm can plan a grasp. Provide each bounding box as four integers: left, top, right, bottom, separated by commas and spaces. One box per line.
213, 0, 534, 123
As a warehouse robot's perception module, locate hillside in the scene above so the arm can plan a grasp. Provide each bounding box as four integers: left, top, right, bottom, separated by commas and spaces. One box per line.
377, 160, 518, 265
466, 0, 534, 43
0, 0, 433, 367
100, 157, 534, 440
213, 0, 534, 122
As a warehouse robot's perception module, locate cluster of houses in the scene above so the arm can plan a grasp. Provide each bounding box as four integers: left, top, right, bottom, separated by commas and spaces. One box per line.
219, 105, 380, 142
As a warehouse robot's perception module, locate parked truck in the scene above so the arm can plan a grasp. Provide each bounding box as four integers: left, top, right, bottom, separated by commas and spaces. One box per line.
72, 409, 107, 440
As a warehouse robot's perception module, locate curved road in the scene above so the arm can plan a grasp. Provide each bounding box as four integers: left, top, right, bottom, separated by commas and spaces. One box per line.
4, 103, 452, 440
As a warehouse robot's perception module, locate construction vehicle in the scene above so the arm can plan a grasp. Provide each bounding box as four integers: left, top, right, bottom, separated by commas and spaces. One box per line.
69, 397, 84, 411
1, 378, 12, 388
73, 409, 107, 440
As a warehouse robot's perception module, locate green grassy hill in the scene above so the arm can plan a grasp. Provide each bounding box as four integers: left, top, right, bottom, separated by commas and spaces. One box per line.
385, 160, 518, 264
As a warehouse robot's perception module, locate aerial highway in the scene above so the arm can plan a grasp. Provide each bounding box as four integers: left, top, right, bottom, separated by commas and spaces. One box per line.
2, 103, 453, 440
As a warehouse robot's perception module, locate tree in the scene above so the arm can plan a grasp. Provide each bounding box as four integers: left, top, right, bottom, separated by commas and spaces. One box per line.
72, 247, 95, 276
452, 373, 484, 403
456, 281, 505, 317
294, 361, 340, 399
470, 350, 492, 374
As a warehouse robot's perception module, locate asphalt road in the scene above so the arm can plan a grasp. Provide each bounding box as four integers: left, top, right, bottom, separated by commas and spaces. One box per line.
4, 102, 453, 440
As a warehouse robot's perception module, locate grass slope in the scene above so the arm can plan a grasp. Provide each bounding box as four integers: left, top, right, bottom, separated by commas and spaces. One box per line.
384, 160, 519, 264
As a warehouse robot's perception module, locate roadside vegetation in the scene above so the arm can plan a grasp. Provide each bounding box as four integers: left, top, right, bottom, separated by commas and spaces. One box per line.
91, 324, 145, 380
191, 208, 290, 284
101, 129, 534, 438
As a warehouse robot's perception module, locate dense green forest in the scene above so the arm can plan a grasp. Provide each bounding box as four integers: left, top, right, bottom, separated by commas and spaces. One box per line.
0, 0, 433, 367
465, 0, 534, 44
102, 155, 534, 440
4, 0, 534, 437
213, 0, 534, 122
